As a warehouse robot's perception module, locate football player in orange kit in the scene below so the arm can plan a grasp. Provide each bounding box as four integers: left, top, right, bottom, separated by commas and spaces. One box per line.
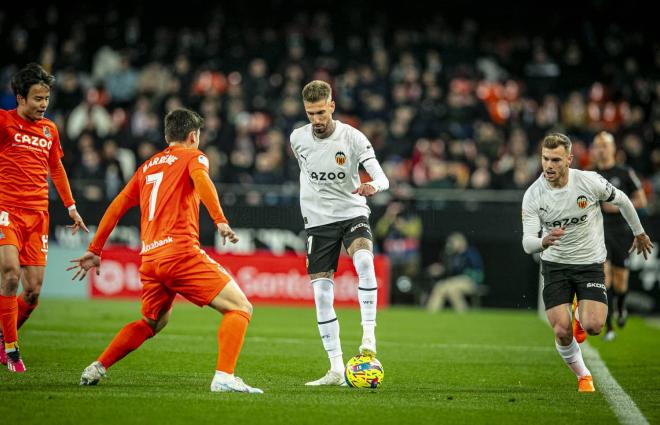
0, 63, 88, 372
68, 108, 262, 393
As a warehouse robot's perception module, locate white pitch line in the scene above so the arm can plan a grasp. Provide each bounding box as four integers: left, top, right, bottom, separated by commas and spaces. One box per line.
581, 343, 649, 425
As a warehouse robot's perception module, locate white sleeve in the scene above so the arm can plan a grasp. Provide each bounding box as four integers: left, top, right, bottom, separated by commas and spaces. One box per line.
289, 133, 301, 162
522, 190, 544, 254
608, 187, 645, 236
354, 129, 377, 164
362, 158, 390, 193
586, 171, 616, 202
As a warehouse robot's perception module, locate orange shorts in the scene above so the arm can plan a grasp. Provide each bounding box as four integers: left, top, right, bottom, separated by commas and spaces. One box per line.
139, 249, 233, 321
0, 206, 49, 266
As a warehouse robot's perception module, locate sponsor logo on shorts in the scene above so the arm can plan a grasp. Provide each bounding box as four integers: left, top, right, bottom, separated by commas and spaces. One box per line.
586, 282, 606, 290
350, 222, 370, 233
140, 236, 174, 253
577, 195, 588, 209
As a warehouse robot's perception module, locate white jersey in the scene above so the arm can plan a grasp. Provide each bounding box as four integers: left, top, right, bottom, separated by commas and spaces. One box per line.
290, 120, 376, 228
522, 168, 615, 264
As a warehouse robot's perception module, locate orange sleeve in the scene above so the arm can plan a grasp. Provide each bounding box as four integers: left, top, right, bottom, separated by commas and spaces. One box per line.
49, 158, 75, 208
88, 174, 140, 255
190, 168, 227, 225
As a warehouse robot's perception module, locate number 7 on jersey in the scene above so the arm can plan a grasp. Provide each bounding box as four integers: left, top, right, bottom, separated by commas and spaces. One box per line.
146, 172, 163, 221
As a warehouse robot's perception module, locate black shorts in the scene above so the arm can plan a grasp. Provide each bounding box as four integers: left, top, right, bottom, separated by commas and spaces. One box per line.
541, 260, 607, 310
305, 216, 373, 274
604, 226, 632, 268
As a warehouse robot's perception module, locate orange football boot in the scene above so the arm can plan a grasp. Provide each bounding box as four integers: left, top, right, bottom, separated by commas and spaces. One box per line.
578, 375, 595, 392
572, 297, 587, 343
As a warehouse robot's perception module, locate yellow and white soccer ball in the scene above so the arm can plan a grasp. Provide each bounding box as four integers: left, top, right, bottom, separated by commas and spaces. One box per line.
344, 354, 384, 388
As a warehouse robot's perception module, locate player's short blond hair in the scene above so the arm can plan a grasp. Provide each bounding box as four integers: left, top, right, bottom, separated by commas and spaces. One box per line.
542, 133, 572, 154
302, 80, 332, 103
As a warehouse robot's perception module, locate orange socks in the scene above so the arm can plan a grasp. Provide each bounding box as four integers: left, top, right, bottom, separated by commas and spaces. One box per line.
216, 310, 251, 374
0, 295, 18, 346
17, 294, 38, 329
98, 319, 155, 369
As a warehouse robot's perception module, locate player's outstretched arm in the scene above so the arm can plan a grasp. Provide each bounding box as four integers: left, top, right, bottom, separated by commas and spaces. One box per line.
67, 251, 101, 280
190, 169, 238, 245
50, 158, 89, 234
629, 234, 653, 259
216, 222, 239, 245
67, 207, 89, 235
605, 186, 653, 259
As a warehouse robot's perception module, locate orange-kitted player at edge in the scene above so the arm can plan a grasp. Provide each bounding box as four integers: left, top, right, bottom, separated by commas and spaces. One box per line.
0, 63, 88, 373
68, 108, 262, 394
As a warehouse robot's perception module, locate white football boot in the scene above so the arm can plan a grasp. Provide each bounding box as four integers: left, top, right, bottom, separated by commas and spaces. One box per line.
359, 337, 377, 356
80, 361, 106, 385
305, 370, 347, 386
211, 374, 264, 394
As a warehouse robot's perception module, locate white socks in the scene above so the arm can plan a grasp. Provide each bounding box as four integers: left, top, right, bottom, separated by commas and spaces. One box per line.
353, 249, 377, 339
214, 370, 234, 383
312, 278, 343, 373
555, 337, 591, 378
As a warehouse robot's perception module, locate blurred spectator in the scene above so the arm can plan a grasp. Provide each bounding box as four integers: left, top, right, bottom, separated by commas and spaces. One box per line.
67, 87, 113, 140
105, 54, 138, 107
374, 187, 422, 302
75, 149, 106, 202
101, 139, 126, 199
426, 232, 485, 313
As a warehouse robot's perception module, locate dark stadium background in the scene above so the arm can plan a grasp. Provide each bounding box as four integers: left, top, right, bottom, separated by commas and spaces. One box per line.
1, 0, 658, 311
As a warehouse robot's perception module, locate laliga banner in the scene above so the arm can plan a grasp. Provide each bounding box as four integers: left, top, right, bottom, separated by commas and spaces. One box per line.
89, 247, 390, 307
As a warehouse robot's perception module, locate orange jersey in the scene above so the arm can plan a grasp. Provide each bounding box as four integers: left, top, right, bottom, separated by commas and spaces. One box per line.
119, 145, 212, 261
0, 109, 64, 211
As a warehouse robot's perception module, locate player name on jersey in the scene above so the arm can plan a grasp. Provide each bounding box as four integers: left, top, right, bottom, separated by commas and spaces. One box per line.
142, 154, 179, 173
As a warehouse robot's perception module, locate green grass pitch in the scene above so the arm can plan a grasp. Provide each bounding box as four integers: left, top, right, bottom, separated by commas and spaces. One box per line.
1, 299, 658, 424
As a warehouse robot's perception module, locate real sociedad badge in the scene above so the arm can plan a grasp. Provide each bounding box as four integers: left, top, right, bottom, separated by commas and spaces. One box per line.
43, 126, 52, 139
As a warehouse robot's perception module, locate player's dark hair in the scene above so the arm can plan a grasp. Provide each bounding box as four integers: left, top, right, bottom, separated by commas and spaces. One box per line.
302, 80, 332, 103
11, 63, 55, 98
542, 133, 572, 154
164, 108, 205, 143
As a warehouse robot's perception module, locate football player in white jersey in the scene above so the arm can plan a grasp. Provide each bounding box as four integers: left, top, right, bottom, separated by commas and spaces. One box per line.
290, 80, 389, 386
522, 133, 652, 392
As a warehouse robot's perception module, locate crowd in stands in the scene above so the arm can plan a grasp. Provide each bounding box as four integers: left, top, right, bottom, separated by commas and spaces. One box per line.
2, 3, 659, 208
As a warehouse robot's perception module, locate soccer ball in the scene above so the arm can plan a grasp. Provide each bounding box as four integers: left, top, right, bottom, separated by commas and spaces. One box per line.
344, 354, 384, 388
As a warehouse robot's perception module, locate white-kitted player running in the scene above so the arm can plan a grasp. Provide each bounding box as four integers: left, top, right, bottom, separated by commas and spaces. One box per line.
291, 80, 389, 386
521, 133, 652, 392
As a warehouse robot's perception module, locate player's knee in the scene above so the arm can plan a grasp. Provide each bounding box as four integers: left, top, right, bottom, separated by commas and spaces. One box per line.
584, 320, 603, 336
0, 266, 20, 292
234, 297, 253, 316
553, 323, 573, 343
144, 315, 169, 335
22, 289, 41, 305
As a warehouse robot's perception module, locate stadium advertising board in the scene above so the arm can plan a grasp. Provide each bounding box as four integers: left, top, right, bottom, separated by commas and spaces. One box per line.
89, 247, 390, 307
